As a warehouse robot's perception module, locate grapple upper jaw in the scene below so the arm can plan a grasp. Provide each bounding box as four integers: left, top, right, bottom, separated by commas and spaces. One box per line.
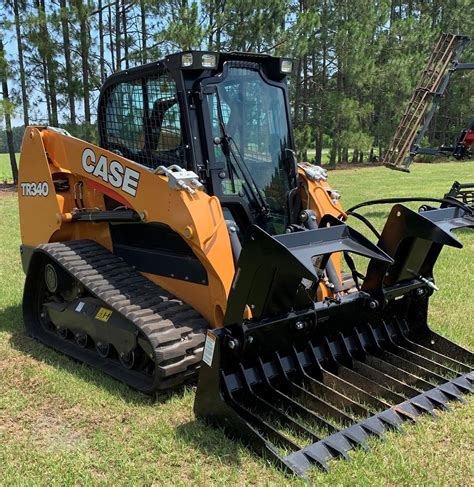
224, 222, 392, 327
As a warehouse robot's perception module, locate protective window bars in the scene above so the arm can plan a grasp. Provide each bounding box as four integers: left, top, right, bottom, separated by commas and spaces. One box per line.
103, 73, 186, 169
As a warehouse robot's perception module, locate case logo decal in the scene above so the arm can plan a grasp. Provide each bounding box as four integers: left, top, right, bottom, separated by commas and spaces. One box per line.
82, 148, 140, 197
20, 181, 49, 197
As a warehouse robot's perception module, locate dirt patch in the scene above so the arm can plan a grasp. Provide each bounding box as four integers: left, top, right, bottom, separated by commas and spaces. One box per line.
0, 183, 17, 197
0, 400, 106, 451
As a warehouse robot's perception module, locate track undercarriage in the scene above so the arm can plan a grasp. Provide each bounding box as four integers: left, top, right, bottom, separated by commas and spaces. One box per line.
23, 240, 207, 392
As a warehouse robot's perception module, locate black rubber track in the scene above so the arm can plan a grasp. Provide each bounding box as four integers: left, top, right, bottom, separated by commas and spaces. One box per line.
23, 240, 208, 393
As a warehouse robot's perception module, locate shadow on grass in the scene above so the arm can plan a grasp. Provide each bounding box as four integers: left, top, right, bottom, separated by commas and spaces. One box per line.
2, 304, 245, 468
175, 419, 245, 468
0, 304, 190, 406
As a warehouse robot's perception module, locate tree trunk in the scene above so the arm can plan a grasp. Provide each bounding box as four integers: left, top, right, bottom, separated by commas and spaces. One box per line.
342, 146, 349, 163
76, 0, 91, 124
98, 0, 106, 82
122, 0, 129, 69
108, 5, 115, 69
37, 0, 58, 126
115, 0, 121, 71
302, 53, 308, 160
42, 60, 51, 123
140, 0, 147, 64
13, 0, 29, 127
60, 0, 76, 126
0, 37, 19, 184
352, 149, 358, 164
75, 1, 91, 123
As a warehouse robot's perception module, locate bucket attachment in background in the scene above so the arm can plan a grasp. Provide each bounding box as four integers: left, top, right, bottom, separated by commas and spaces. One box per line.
194, 202, 473, 479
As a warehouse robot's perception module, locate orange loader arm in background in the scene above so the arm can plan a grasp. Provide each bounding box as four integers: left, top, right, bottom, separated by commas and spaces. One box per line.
18, 127, 346, 326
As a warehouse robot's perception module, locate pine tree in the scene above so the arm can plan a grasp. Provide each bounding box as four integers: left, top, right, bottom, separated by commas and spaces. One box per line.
0, 35, 19, 183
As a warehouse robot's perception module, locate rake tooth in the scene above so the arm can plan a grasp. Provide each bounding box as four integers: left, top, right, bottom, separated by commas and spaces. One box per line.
424, 389, 451, 410
308, 343, 388, 410
298, 445, 330, 471
223, 374, 302, 453
257, 358, 340, 434
360, 416, 388, 439
453, 373, 474, 391
379, 322, 462, 378
394, 320, 471, 373
412, 330, 474, 368
379, 407, 407, 430
322, 438, 351, 460
273, 353, 356, 426
292, 347, 373, 417
341, 422, 370, 449
392, 404, 418, 422
437, 381, 467, 399
237, 364, 321, 443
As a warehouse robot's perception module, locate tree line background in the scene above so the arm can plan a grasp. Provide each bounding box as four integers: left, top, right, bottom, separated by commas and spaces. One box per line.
0, 0, 473, 180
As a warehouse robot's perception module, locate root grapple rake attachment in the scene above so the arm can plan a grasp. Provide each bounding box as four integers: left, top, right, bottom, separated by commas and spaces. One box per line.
194, 198, 474, 478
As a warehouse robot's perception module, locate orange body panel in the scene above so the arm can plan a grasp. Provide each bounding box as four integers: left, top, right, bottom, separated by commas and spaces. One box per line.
19, 127, 234, 328
18, 128, 345, 327
299, 166, 346, 292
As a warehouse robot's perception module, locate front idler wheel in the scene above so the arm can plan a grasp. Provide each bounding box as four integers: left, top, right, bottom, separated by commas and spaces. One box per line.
44, 263, 59, 293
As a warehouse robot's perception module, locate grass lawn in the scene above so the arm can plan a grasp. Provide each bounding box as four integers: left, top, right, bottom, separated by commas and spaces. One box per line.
0, 162, 473, 485
0, 153, 20, 183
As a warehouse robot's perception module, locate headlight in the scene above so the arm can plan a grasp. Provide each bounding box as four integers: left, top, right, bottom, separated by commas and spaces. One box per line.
202, 53, 217, 69
181, 53, 193, 67
281, 59, 293, 74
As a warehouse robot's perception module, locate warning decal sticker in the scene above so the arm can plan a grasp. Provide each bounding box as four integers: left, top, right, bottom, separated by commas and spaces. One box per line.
203, 331, 217, 367
96, 307, 113, 322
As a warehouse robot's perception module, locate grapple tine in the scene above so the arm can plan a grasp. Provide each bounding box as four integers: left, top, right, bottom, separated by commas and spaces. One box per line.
394, 319, 471, 373
237, 363, 321, 443
222, 372, 303, 453
274, 352, 356, 426
379, 321, 462, 378
308, 342, 389, 410
256, 357, 340, 434
291, 347, 374, 417
411, 330, 474, 368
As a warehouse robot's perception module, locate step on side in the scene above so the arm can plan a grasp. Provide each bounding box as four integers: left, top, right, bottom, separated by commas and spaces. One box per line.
22, 240, 208, 392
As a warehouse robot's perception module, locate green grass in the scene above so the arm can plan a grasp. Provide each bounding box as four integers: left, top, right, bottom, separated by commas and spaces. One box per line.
1, 162, 473, 485
0, 153, 20, 183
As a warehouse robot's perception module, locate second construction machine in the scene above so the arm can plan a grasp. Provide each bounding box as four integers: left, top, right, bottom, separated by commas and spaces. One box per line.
18, 51, 473, 477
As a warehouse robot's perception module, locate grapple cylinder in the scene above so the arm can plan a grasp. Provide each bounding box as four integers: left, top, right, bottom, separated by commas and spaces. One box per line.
194, 201, 474, 478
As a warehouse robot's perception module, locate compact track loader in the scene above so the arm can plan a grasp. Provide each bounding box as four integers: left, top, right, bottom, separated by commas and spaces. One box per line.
18, 51, 473, 478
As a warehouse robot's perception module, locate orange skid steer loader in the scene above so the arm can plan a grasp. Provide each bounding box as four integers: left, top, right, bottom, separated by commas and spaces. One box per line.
18, 51, 473, 477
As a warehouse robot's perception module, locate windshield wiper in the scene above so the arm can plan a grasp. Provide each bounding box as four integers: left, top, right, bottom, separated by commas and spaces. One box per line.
214, 89, 236, 193
214, 87, 269, 218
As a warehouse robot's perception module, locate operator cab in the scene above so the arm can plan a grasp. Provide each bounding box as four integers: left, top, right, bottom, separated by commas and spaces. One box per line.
98, 51, 298, 235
